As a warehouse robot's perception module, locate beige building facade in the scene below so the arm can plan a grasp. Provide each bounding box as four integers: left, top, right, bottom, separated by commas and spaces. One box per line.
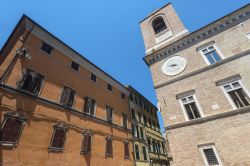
140, 3, 250, 166
127, 86, 169, 166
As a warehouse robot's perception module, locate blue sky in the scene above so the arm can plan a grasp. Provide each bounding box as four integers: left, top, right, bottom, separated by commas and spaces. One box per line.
0, 0, 249, 133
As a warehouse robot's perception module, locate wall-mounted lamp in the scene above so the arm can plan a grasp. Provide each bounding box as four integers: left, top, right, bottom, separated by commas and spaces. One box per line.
16, 48, 31, 60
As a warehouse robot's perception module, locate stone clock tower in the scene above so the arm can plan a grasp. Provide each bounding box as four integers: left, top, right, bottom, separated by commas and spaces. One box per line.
140, 3, 250, 166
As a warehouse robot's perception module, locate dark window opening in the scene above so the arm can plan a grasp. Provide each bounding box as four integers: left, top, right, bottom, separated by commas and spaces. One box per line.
18, 69, 44, 95
105, 137, 113, 157
124, 142, 130, 159
184, 102, 201, 120
135, 145, 140, 160
81, 134, 92, 154
41, 42, 53, 54
49, 127, 66, 152
90, 73, 97, 82
71, 61, 79, 71
0, 116, 24, 146
84, 97, 95, 116
106, 106, 113, 123
122, 113, 127, 128
203, 148, 219, 165
228, 88, 250, 108
107, 84, 112, 91
121, 92, 125, 99
152, 17, 167, 34
60, 86, 76, 107
142, 146, 147, 160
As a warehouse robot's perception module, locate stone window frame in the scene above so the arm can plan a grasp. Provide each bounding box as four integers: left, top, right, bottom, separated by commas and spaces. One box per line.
0, 112, 27, 147
48, 122, 68, 153
83, 97, 96, 116
177, 90, 204, 121
197, 41, 224, 65
216, 75, 250, 110
199, 144, 223, 166
59, 85, 76, 108
105, 136, 113, 157
134, 144, 140, 160
80, 130, 93, 155
123, 139, 130, 159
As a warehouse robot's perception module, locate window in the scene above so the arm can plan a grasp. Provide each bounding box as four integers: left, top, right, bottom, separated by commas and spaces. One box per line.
134, 96, 138, 104
122, 113, 128, 128
222, 81, 250, 108
105, 136, 113, 157
143, 115, 147, 126
138, 113, 142, 123
131, 109, 136, 120
121, 92, 125, 99
135, 125, 139, 138
124, 141, 130, 159
129, 94, 134, 101
0, 113, 26, 146
41, 42, 53, 54
140, 127, 144, 139
199, 145, 222, 166
134, 144, 140, 160
71, 61, 79, 71
84, 97, 96, 116
200, 45, 222, 65
180, 95, 202, 120
142, 146, 148, 160
18, 69, 44, 95
90, 73, 97, 82
106, 106, 113, 123
60, 86, 76, 107
49, 123, 67, 152
149, 119, 152, 128
81, 132, 92, 154
148, 139, 152, 152
152, 17, 167, 34
107, 84, 112, 91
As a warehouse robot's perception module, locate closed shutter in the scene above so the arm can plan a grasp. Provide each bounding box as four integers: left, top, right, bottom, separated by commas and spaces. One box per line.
0, 117, 23, 143
203, 148, 219, 165
105, 139, 113, 157
81, 134, 91, 154
124, 142, 129, 159
51, 128, 66, 149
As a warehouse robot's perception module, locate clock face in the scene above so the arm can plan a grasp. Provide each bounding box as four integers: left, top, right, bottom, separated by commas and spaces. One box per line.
162, 56, 187, 76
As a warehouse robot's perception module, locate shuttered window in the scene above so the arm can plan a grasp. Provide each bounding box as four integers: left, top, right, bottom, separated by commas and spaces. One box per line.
0, 116, 24, 146
124, 141, 130, 159
105, 137, 113, 157
223, 81, 250, 108
200, 145, 222, 166
106, 106, 113, 123
60, 86, 76, 107
49, 127, 67, 152
84, 97, 96, 116
181, 96, 201, 120
122, 113, 127, 128
81, 134, 92, 154
18, 69, 44, 95
152, 17, 167, 34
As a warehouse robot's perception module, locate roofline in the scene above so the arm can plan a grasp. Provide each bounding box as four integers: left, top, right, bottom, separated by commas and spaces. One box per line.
127, 85, 158, 110
0, 14, 129, 92
139, 2, 172, 23
143, 3, 250, 65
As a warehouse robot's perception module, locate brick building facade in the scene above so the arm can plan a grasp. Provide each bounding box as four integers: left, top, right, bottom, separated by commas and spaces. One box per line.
140, 3, 250, 166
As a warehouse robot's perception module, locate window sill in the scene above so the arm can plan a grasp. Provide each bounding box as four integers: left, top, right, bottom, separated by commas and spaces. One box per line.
48, 148, 64, 153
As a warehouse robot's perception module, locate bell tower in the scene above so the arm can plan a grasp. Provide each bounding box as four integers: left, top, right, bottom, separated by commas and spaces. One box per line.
140, 3, 189, 55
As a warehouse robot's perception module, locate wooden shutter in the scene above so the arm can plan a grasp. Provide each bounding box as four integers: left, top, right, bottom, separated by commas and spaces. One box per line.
0, 117, 23, 143
51, 128, 66, 149
124, 142, 129, 159
105, 138, 113, 157
81, 134, 91, 154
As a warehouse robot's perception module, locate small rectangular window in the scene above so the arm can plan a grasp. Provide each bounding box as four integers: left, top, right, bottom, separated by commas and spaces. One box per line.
180, 95, 201, 120
222, 81, 250, 108
142, 146, 148, 160
90, 73, 97, 82
107, 84, 112, 91
200, 145, 222, 166
41, 42, 53, 55
105, 137, 113, 157
200, 45, 222, 65
106, 106, 113, 123
143, 115, 147, 126
124, 141, 130, 159
81, 134, 92, 154
18, 69, 45, 95
60, 86, 76, 107
121, 92, 125, 99
122, 113, 127, 128
84, 97, 96, 116
140, 127, 144, 139
71, 61, 79, 71
49, 127, 67, 152
134, 144, 140, 160
0, 116, 25, 146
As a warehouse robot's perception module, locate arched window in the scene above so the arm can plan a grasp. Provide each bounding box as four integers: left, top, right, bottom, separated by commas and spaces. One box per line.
152, 17, 167, 34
